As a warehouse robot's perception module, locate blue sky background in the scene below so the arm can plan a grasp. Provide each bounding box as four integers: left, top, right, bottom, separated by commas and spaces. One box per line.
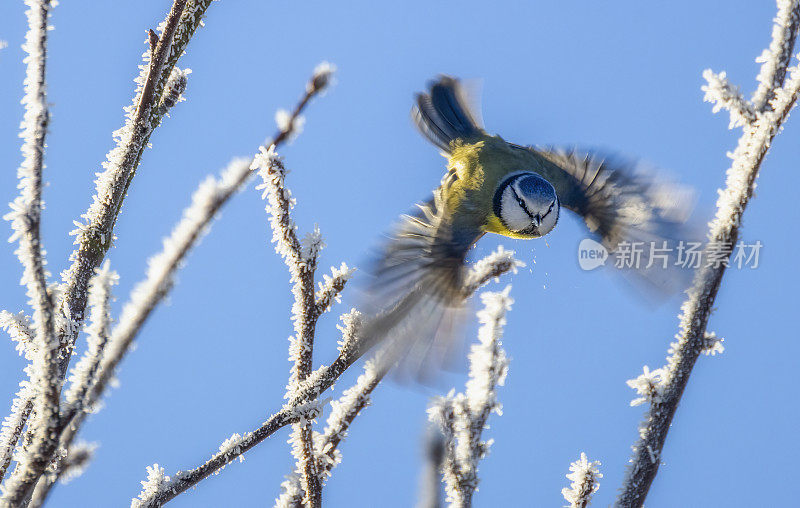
1, 1, 798, 506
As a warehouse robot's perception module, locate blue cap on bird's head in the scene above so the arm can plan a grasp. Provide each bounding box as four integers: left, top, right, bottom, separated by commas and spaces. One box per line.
493, 172, 560, 238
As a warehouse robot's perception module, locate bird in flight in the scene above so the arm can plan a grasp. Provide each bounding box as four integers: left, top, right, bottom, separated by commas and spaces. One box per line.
359, 76, 693, 374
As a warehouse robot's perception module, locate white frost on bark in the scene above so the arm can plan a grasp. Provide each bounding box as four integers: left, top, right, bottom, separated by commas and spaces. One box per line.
427, 287, 513, 508
561, 453, 602, 508
618, 3, 800, 505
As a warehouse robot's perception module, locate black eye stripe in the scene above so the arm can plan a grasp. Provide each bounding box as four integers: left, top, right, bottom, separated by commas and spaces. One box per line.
510, 185, 535, 220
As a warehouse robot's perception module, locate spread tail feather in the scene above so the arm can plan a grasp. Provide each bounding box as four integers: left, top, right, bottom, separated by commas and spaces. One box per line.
412, 76, 484, 153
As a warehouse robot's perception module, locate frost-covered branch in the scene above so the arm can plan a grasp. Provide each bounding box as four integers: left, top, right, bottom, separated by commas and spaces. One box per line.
314, 263, 353, 317
0, 1, 61, 504
27, 442, 96, 508
617, 4, 800, 505
253, 64, 336, 508
702, 71, 757, 128
130, 248, 519, 507
0, 385, 33, 484
275, 252, 521, 506
752, 0, 800, 110
0, 311, 34, 358
73, 66, 334, 433
55, 0, 206, 371
425, 288, 512, 508
75, 158, 252, 425
253, 147, 326, 507
24, 263, 118, 506
0, 5, 208, 481
275, 356, 388, 508
63, 261, 117, 412
461, 246, 524, 296
561, 453, 602, 508
131, 400, 324, 508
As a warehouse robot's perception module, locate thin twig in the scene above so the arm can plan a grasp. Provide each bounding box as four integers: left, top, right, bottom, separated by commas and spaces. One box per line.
561, 453, 602, 508
131, 400, 324, 508
0, 386, 34, 484
254, 148, 324, 507
314, 264, 353, 318
617, 3, 800, 505
0, 1, 59, 503
752, 0, 800, 110
252, 64, 336, 508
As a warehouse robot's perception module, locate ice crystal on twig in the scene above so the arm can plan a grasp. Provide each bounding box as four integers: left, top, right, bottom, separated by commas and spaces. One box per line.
700, 331, 725, 356
0, 383, 34, 484
0, 311, 35, 358
132, 464, 169, 508
157, 66, 190, 116
308, 61, 336, 95
315, 263, 354, 316
64, 261, 118, 411
626, 366, 665, 407
462, 247, 524, 296
752, 0, 800, 110
561, 453, 602, 508
702, 70, 758, 128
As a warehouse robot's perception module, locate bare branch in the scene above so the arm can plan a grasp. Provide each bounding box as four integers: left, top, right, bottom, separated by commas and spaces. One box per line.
617, 12, 800, 506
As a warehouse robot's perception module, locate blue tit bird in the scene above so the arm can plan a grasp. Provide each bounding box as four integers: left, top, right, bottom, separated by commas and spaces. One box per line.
358, 76, 693, 373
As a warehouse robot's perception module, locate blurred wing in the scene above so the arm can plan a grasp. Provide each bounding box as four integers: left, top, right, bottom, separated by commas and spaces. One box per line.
534, 146, 697, 292
359, 194, 482, 378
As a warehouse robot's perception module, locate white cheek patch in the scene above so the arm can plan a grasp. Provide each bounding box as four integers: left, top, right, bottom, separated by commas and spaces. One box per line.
500, 186, 533, 231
